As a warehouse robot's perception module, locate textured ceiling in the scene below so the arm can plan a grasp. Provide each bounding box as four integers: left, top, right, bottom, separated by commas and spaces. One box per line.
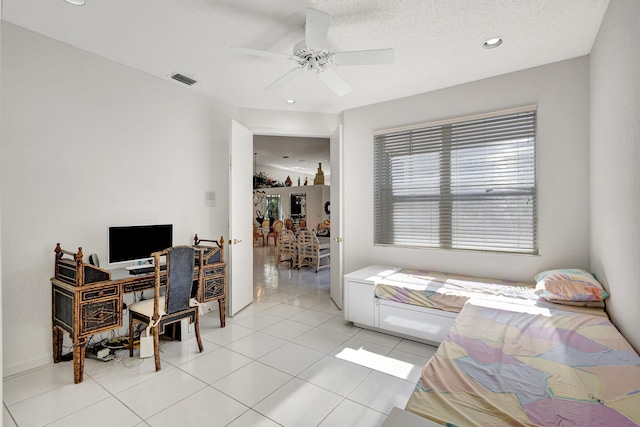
2, 0, 610, 114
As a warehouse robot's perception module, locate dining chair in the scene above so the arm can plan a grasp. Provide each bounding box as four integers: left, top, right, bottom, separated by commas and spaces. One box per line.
253, 225, 265, 246
276, 229, 297, 268
297, 229, 330, 273
128, 246, 204, 371
284, 218, 294, 231
267, 219, 283, 247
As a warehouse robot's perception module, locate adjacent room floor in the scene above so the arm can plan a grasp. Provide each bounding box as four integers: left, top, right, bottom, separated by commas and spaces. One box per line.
3, 245, 437, 427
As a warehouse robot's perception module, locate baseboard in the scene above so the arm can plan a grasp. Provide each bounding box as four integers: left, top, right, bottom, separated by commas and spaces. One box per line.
352, 322, 441, 347
3, 355, 52, 378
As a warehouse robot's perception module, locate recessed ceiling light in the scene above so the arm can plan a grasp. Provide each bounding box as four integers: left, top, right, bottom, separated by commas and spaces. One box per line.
482, 37, 503, 49
64, 0, 86, 5
284, 99, 296, 104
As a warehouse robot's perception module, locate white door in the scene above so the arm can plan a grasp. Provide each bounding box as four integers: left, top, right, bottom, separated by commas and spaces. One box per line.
228, 120, 254, 316
330, 125, 344, 308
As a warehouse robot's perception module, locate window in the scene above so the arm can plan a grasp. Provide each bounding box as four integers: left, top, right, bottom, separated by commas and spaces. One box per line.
374, 106, 537, 254
265, 194, 281, 220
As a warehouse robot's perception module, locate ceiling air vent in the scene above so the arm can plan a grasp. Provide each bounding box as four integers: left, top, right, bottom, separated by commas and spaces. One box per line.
171, 73, 197, 86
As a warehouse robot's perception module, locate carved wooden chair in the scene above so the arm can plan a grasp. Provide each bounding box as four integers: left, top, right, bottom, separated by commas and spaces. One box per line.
128, 246, 203, 371
298, 218, 307, 230
276, 229, 297, 268
297, 229, 330, 273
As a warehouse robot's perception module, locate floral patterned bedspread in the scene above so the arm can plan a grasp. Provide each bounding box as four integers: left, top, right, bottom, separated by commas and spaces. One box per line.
405, 299, 640, 426
375, 269, 538, 313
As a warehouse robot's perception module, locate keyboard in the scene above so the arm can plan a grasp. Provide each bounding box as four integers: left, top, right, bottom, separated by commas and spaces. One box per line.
128, 265, 166, 275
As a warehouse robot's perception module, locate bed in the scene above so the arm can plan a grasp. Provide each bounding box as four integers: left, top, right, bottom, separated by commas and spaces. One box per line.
375, 269, 538, 312
344, 266, 540, 345
344, 266, 607, 345
404, 299, 640, 426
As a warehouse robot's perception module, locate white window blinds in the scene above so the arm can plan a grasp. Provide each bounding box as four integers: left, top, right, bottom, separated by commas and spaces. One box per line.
374, 107, 537, 254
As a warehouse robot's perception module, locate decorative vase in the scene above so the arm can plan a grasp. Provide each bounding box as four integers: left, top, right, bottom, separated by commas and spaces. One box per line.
313, 162, 325, 185
285, 176, 292, 187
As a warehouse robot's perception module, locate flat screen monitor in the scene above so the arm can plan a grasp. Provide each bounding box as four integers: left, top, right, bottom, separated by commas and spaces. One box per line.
108, 224, 173, 265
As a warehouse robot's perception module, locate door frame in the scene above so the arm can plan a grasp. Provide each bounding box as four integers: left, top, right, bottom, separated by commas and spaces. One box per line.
248, 125, 343, 301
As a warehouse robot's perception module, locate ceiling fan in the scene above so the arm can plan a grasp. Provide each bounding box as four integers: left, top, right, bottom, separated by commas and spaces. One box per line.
230, 8, 394, 97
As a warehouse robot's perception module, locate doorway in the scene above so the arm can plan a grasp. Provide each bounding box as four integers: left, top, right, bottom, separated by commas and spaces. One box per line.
251, 134, 335, 293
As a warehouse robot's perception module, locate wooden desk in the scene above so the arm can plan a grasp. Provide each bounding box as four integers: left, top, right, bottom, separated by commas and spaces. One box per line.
52, 238, 226, 384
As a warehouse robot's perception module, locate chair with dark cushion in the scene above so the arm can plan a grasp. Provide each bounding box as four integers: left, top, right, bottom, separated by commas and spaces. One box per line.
128, 245, 204, 371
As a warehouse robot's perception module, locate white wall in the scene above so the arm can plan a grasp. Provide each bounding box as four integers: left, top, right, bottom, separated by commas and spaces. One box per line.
239, 108, 340, 138
590, 0, 640, 352
0, 23, 238, 375
260, 185, 329, 231
342, 57, 591, 282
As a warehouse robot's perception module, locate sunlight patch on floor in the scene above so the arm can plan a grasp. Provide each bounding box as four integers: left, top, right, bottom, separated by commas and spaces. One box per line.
335, 347, 415, 380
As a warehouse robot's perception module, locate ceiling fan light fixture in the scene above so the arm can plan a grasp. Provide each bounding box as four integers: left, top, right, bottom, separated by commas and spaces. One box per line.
232, 7, 393, 97
483, 37, 504, 49
64, 0, 86, 5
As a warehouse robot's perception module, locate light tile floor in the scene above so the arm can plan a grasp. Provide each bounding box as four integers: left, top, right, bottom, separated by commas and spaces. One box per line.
3, 245, 437, 426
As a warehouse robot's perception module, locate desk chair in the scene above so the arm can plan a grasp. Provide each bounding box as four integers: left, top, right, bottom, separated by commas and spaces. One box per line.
128, 246, 204, 371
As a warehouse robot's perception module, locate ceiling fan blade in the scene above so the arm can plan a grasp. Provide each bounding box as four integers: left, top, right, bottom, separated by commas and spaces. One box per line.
230, 46, 292, 60
266, 67, 304, 90
318, 69, 352, 97
332, 48, 395, 66
305, 8, 331, 51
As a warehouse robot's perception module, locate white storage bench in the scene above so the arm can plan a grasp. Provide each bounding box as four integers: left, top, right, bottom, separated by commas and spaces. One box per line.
343, 265, 457, 345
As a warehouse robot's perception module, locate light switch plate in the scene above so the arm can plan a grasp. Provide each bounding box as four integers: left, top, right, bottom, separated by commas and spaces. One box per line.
205, 190, 216, 207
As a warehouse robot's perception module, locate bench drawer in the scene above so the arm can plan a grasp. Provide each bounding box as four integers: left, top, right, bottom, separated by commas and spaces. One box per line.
378, 301, 456, 345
